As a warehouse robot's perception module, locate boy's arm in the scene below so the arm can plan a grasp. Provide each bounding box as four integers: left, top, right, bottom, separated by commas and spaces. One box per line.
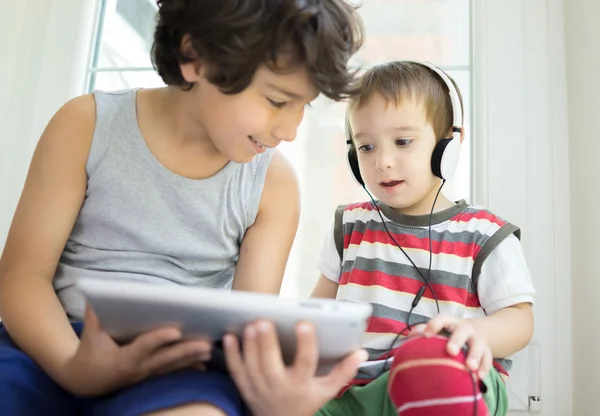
469, 302, 533, 358
468, 232, 535, 357
310, 219, 342, 299
0, 95, 95, 380
232, 150, 300, 293
413, 233, 535, 375
311, 275, 339, 299
0, 96, 210, 395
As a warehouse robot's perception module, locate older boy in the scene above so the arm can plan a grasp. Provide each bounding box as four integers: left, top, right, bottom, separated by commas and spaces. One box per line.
0, 1, 364, 415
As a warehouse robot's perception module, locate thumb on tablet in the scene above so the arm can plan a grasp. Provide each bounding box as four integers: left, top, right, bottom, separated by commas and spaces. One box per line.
83, 304, 102, 334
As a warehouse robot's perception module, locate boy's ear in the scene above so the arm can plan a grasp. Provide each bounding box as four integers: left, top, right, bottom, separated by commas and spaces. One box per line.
179, 33, 203, 83
459, 126, 465, 144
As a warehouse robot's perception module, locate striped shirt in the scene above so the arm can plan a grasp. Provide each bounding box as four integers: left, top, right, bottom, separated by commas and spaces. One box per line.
317, 199, 536, 384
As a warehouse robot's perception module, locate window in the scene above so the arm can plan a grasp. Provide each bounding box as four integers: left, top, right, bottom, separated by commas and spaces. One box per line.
87, 0, 472, 297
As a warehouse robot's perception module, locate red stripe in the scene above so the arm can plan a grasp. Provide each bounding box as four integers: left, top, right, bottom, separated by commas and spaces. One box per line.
493, 361, 509, 378
346, 201, 377, 211
340, 269, 481, 307
456, 209, 506, 226
335, 378, 372, 398
367, 315, 410, 334
344, 203, 504, 227
345, 229, 480, 258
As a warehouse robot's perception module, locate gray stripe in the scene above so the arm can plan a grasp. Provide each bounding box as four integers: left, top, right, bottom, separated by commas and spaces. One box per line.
342, 256, 474, 293
472, 223, 520, 295
378, 199, 469, 226
371, 302, 431, 324
334, 205, 346, 259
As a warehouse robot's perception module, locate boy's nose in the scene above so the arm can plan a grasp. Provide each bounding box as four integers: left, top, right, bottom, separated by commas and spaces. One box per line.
375, 153, 394, 171
271, 112, 301, 143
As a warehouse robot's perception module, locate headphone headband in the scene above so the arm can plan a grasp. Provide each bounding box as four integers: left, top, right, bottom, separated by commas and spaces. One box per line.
406, 60, 463, 141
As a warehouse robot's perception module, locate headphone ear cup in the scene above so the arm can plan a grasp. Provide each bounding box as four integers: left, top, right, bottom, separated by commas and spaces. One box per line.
347, 146, 364, 186
431, 137, 461, 179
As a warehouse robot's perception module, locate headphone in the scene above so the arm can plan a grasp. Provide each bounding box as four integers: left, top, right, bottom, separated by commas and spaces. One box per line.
345, 60, 463, 186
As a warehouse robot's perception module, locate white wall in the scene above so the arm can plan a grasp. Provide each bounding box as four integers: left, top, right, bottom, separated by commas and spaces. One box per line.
0, 0, 98, 252
564, 0, 600, 415
474, 0, 572, 414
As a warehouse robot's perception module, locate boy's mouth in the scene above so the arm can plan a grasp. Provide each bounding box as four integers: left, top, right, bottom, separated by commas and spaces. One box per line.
379, 180, 405, 194
379, 180, 404, 187
249, 136, 267, 152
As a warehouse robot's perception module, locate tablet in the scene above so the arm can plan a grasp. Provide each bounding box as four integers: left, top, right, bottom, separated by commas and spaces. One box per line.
76, 278, 373, 376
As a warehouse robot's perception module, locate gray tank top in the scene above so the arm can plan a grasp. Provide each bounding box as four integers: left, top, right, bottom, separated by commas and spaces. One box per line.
53, 89, 275, 320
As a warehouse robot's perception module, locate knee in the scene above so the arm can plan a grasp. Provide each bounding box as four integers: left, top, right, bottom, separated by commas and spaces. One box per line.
386, 336, 490, 415
143, 403, 227, 416
387, 336, 477, 404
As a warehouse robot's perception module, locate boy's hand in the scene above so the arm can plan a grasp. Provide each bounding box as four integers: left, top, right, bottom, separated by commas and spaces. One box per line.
407, 314, 493, 379
59, 306, 211, 396
224, 320, 368, 416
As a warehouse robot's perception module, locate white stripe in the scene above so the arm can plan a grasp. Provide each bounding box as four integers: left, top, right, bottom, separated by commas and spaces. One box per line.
359, 357, 394, 369
345, 241, 475, 273
344, 206, 502, 237
397, 393, 483, 414
361, 332, 409, 349
337, 282, 487, 319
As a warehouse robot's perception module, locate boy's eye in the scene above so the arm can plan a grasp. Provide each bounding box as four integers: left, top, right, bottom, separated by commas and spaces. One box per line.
267, 98, 287, 108
357, 144, 373, 152
396, 138, 413, 147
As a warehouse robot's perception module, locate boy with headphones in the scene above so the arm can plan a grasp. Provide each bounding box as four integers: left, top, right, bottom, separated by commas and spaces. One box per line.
307, 61, 537, 415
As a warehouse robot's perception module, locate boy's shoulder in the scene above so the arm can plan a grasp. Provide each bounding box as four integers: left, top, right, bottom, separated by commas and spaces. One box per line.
333, 200, 378, 221
453, 203, 521, 239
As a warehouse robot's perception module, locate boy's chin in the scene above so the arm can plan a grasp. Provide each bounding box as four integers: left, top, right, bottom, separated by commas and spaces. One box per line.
377, 194, 430, 215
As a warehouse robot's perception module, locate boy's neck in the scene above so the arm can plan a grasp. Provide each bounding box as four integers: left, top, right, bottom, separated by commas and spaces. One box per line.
379, 195, 466, 228
134, 86, 232, 180
140, 86, 219, 151
390, 185, 456, 217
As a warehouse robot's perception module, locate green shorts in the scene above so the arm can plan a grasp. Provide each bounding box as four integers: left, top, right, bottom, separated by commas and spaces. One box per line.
316, 368, 508, 416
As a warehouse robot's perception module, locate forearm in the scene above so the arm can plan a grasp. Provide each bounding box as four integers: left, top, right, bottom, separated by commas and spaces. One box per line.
0, 272, 79, 384
469, 303, 534, 358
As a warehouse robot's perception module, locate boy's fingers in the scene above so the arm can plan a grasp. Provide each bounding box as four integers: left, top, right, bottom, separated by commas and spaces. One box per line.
82, 305, 101, 335
151, 348, 210, 376
241, 324, 264, 383
291, 322, 319, 382
479, 349, 493, 379
464, 340, 485, 371
141, 340, 209, 375
223, 334, 252, 397
406, 324, 426, 337
422, 315, 453, 337
255, 321, 287, 386
446, 325, 471, 356
125, 327, 182, 360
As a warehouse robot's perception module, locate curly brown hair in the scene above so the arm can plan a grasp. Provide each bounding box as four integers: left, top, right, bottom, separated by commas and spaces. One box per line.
151, 0, 364, 101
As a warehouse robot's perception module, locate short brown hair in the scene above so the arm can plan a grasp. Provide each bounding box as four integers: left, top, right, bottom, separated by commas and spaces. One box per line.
348, 61, 464, 139
151, 0, 364, 101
